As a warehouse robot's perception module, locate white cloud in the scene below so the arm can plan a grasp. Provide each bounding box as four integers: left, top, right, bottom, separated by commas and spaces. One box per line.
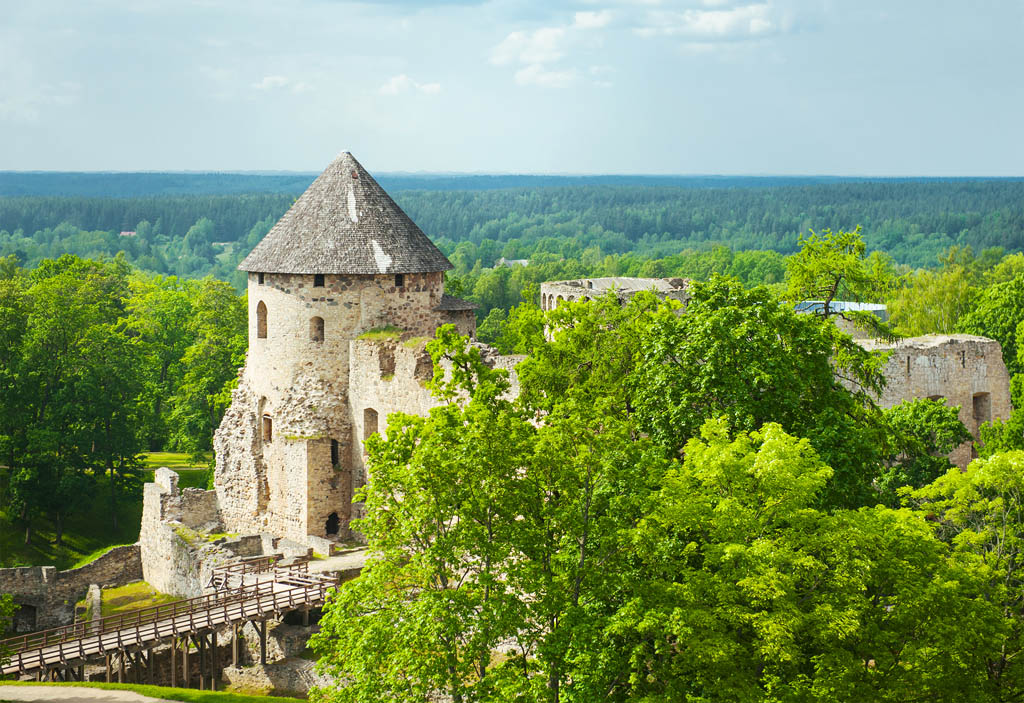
251, 75, 316, 94
252, 75, 289, 90
635, 3, 776, 39
490, 27, 567, 66
491, 7, 614, 88
574, 10, 614, 29
379, 74, 442, 95
514, 64, 578, 88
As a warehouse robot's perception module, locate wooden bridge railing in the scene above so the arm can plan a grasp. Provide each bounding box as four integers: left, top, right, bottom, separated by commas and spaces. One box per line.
1, 567, 334, 669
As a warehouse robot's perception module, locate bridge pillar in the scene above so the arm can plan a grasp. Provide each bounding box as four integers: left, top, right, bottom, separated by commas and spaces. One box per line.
170, 636, 176, 688
259, 620, 267, 665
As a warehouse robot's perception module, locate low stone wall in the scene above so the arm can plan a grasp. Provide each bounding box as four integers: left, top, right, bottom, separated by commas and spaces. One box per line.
222, 659, 334, 698
0, 544, 142, 632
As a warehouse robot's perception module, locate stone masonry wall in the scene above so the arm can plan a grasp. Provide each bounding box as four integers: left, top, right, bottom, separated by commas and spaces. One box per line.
346, 339, 524, 528
141, 468, 263, 597
857, 334, 1012, 467
0, 545, 141, 632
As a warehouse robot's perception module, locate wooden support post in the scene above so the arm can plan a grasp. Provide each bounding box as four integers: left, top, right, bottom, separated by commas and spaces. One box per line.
232, 623, 239, 667
198, 633, 206, 690
148, 647, 154, 684
133, 651, 140, 684
303, 608, 310, 627
259, 619, 267, 665
211, 631, 219, 691
118, 651, 125, 683
105, 654, 111, 683
182, 636, 189, 689
78, 664, 84, 682
170, 637, 177, 689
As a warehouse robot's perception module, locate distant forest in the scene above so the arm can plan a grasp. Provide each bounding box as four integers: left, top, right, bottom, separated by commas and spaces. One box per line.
1, 172, 1023, 296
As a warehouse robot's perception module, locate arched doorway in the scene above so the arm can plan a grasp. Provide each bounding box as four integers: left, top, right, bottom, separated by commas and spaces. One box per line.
325, 512, 340, 536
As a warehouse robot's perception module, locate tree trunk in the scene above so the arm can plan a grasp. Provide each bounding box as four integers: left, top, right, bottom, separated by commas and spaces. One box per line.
24, 522, 31, 545
54, 511, 63, 546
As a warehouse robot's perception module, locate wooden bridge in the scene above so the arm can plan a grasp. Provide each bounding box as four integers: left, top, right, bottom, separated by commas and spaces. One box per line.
0, 556, 336, 690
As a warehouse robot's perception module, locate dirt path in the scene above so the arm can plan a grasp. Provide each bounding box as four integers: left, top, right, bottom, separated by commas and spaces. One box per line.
0, 685, 172, 702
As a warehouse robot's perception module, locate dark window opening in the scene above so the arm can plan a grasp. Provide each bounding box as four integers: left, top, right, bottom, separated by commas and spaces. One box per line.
310, 316, 325, 342
256, 301, 268, 339
314, 274, 325, 287
13, 604, 37, 633
973, 392, 992, 425
363, 408, 378, 442
395, 273, 405, 288
331, 439, 340, 465
262, 415, 273, 442
325, 512, 340, 536
258, 272, 265, 285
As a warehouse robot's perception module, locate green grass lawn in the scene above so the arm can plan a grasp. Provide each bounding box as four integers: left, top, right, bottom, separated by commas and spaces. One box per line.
0, 454, 211, 570
0, 681, 306, 703
99, 580, 178, 617
142, 451, 212, 470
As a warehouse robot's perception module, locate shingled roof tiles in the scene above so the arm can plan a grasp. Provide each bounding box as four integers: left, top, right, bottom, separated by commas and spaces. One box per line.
239, 152, 453, 275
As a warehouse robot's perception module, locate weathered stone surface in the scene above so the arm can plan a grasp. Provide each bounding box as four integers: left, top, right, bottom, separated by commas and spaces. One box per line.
856, 334, 1012, 467
140, 469, 261, 597
541, 277, 691, 311
0, 545, 141, 631
222, 659, 334, 697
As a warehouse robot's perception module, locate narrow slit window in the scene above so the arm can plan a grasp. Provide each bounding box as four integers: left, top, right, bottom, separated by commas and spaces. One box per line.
256, 301, 268, 339
314, 274, 325, 287
395, 273, 404, 288
331, 439, 340, 466
262, 415, 273, 442
258, 272, 265, 285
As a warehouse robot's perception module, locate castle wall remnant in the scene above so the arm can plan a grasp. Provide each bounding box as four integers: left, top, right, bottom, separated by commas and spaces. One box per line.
540, 277, 690, 311
0, 545, 142, 632
141, 468, 261, 597
856, 334, 1012, 467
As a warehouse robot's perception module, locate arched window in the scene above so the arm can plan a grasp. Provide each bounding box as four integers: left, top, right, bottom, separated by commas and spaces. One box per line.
256, 301, 267, 339
262, 415, 273, 442
310, 316, 325, 342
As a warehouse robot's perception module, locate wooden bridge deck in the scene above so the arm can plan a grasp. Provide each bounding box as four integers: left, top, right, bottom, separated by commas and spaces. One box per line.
1, 558, 336, 683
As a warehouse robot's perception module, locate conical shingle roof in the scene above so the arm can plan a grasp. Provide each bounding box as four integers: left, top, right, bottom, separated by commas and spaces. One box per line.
239, 152, 452, 275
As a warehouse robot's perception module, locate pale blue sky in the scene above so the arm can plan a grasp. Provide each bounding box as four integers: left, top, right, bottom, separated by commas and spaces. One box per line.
1, 0, 1021, 175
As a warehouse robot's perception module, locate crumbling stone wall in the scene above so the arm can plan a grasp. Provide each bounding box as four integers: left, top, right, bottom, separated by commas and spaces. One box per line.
0, 545, 141, 632
857, 334, 1012, 467
541, 277, 690, 311
141, 468, 261, 597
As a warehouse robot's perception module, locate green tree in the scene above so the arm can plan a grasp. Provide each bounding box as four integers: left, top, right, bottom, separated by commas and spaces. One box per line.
911, 451, 1024, 697
785, 227, 894, 313
957, 272, 1024, 405
167, 279, 246, 462
888, 265, 976, 336
631, 276, 889, 508
313, 327, 532, 703
878, 398, 971, 503
610, 420, 1000, 701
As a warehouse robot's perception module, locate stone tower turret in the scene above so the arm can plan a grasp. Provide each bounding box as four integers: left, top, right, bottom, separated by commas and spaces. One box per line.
214, 152, 476, 543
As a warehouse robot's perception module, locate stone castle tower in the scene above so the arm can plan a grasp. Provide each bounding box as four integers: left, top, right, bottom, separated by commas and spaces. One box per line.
213, 152, 476, 544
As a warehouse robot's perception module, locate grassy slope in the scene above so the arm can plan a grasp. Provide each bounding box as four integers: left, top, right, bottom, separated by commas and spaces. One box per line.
0, 454, 210, 570
0, 681, 305, 703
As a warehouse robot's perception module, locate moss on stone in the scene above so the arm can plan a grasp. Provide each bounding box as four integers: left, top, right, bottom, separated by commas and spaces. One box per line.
357, 325, 404, 341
